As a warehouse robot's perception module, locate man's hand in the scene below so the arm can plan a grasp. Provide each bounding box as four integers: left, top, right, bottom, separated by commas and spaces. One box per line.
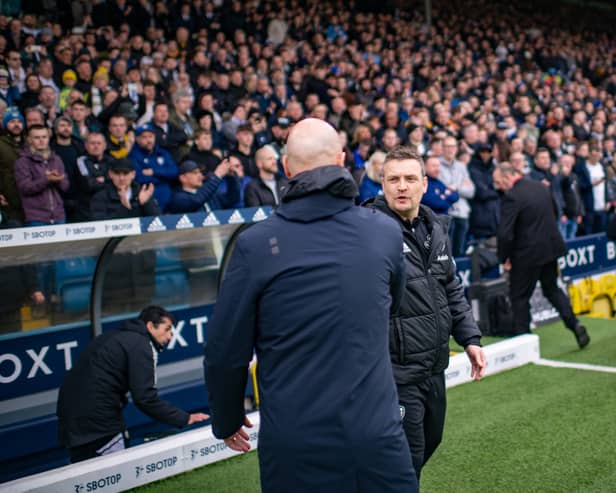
0, 194, 8, 206
223, 416, 253, 453
119, 188, 132, 209
214, 158, 231, 178
138, 183, 155, 205
465, 345, 487, 381
187, 412, 209, 425
503, 258, 512, 271
46, 170, 65, 182
126, 131, 135, 152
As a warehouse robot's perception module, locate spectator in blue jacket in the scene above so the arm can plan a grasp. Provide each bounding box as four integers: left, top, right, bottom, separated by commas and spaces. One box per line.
214, 155, 252, 208
574, 145, 611, 234
421, 156, 459, 215
357, 150, 385, 203
0, 68, 20, 107
167, 159, 240, 213
128, 124, 179, 212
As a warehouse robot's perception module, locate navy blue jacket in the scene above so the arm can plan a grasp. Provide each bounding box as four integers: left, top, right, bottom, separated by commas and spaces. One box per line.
574, 161, 610, 213
421, 176, 459, 215
129, 144, 179, 212
204, 166, 417, 493
357, 174, 382, 203
167, 175, 241, 213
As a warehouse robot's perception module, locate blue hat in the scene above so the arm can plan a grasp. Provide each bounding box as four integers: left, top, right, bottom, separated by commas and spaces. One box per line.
3, 107, 24, 128
178, 160, 201, 174
135, 124, 155, 136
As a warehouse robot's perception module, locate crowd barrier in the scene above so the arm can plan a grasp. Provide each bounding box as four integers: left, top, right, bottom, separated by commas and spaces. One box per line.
2, 334, 540, 493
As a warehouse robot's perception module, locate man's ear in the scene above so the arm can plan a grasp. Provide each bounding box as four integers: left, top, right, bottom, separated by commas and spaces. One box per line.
282, 154, 292, 178
335, 151, 345, 167
145, 320, 154, 334
422, 175, 428, 193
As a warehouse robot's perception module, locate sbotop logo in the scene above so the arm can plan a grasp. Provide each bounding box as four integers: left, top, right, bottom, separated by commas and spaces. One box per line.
190, 433, 259, 461
73, 473, 121, 492
134, 456, 179, 478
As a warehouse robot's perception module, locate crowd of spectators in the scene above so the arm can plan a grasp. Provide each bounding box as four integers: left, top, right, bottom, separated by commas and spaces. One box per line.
0, 0, 615, 258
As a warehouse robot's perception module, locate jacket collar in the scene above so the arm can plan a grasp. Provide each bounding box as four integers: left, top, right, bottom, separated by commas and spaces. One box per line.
122, 318, 164, 352
276, 165, 357, 223
367, 196, 439, 231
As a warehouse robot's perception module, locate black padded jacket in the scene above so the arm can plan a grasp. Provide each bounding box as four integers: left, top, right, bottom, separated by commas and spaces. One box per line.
367, 197, 481, 385
57, 319, 189, 448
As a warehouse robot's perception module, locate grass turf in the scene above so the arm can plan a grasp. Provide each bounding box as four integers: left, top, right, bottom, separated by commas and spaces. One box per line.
131, 318, 616, 493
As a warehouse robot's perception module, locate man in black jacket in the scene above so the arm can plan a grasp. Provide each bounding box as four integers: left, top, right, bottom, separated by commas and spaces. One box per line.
493, 162, 590, 347
50, 115, 85, 222
151, 101, 188, 163
205, 119, 418, 493
468, 142, 500, 241
90, 158, 161, 220
73, 132, 114, 221
57, 305, 208, 463
244, 145, 287, 207
367, 146, 486, 481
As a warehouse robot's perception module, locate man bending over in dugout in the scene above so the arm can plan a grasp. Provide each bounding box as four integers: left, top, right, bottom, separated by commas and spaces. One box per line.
57, 305, 208, 463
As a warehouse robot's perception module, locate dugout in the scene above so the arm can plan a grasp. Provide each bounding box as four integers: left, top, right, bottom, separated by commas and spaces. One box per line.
0, 208, 268, 482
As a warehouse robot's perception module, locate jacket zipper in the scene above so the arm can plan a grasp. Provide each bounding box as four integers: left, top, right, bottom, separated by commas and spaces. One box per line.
45, 159, 55, 222
394, 317, 405, 364
408, 229, 442, 369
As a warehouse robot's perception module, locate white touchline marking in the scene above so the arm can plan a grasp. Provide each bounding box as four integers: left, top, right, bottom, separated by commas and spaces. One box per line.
535, 358, 616, 374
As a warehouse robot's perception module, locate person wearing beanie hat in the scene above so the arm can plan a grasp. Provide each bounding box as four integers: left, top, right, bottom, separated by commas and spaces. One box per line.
59, 70, 78, 111
91, 67, 110, 117
2, 107, 24, 128
0, 106, 25, 223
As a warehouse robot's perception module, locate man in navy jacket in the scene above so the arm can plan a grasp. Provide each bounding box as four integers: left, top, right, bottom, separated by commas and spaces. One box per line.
204, 118, 418, 493
167, 159, 240, 213
128, 124, 179, 212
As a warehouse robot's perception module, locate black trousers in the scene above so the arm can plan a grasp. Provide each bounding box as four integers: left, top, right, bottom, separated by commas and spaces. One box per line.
510, 259, 578, 334
398, 373, 446, 480
69, 432, 129, 463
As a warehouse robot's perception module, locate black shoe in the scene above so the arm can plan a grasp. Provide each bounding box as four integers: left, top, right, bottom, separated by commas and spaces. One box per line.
573, 323, 590, 349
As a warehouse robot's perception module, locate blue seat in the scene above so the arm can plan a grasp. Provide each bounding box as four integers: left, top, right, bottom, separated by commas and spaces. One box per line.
54, 258, 97, 313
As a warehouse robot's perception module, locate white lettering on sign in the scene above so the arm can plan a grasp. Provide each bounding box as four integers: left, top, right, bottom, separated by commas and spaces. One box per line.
458, 269, 471, 288
168, 321, 188, 350
56, 341, 79, 371
0, 353, 22, 383
191, 316, 209, 344
0, 340, 79, 385
26, 346, 52, 378
558, 245, 596, 270
607, 242, 615, 261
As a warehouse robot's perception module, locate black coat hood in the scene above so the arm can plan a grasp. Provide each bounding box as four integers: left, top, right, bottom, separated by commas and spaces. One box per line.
276, 165, 358, 223
122, 318, 164, 352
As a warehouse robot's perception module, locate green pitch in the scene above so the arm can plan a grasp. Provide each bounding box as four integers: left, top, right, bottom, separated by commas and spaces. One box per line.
132, 317, 616, 493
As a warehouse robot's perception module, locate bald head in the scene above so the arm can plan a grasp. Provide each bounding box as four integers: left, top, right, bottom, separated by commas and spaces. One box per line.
283, 118, 344, 177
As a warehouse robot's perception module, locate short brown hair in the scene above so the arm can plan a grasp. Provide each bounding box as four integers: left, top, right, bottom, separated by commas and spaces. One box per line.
193, 128, 211, 139
384, 146, 425, 176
